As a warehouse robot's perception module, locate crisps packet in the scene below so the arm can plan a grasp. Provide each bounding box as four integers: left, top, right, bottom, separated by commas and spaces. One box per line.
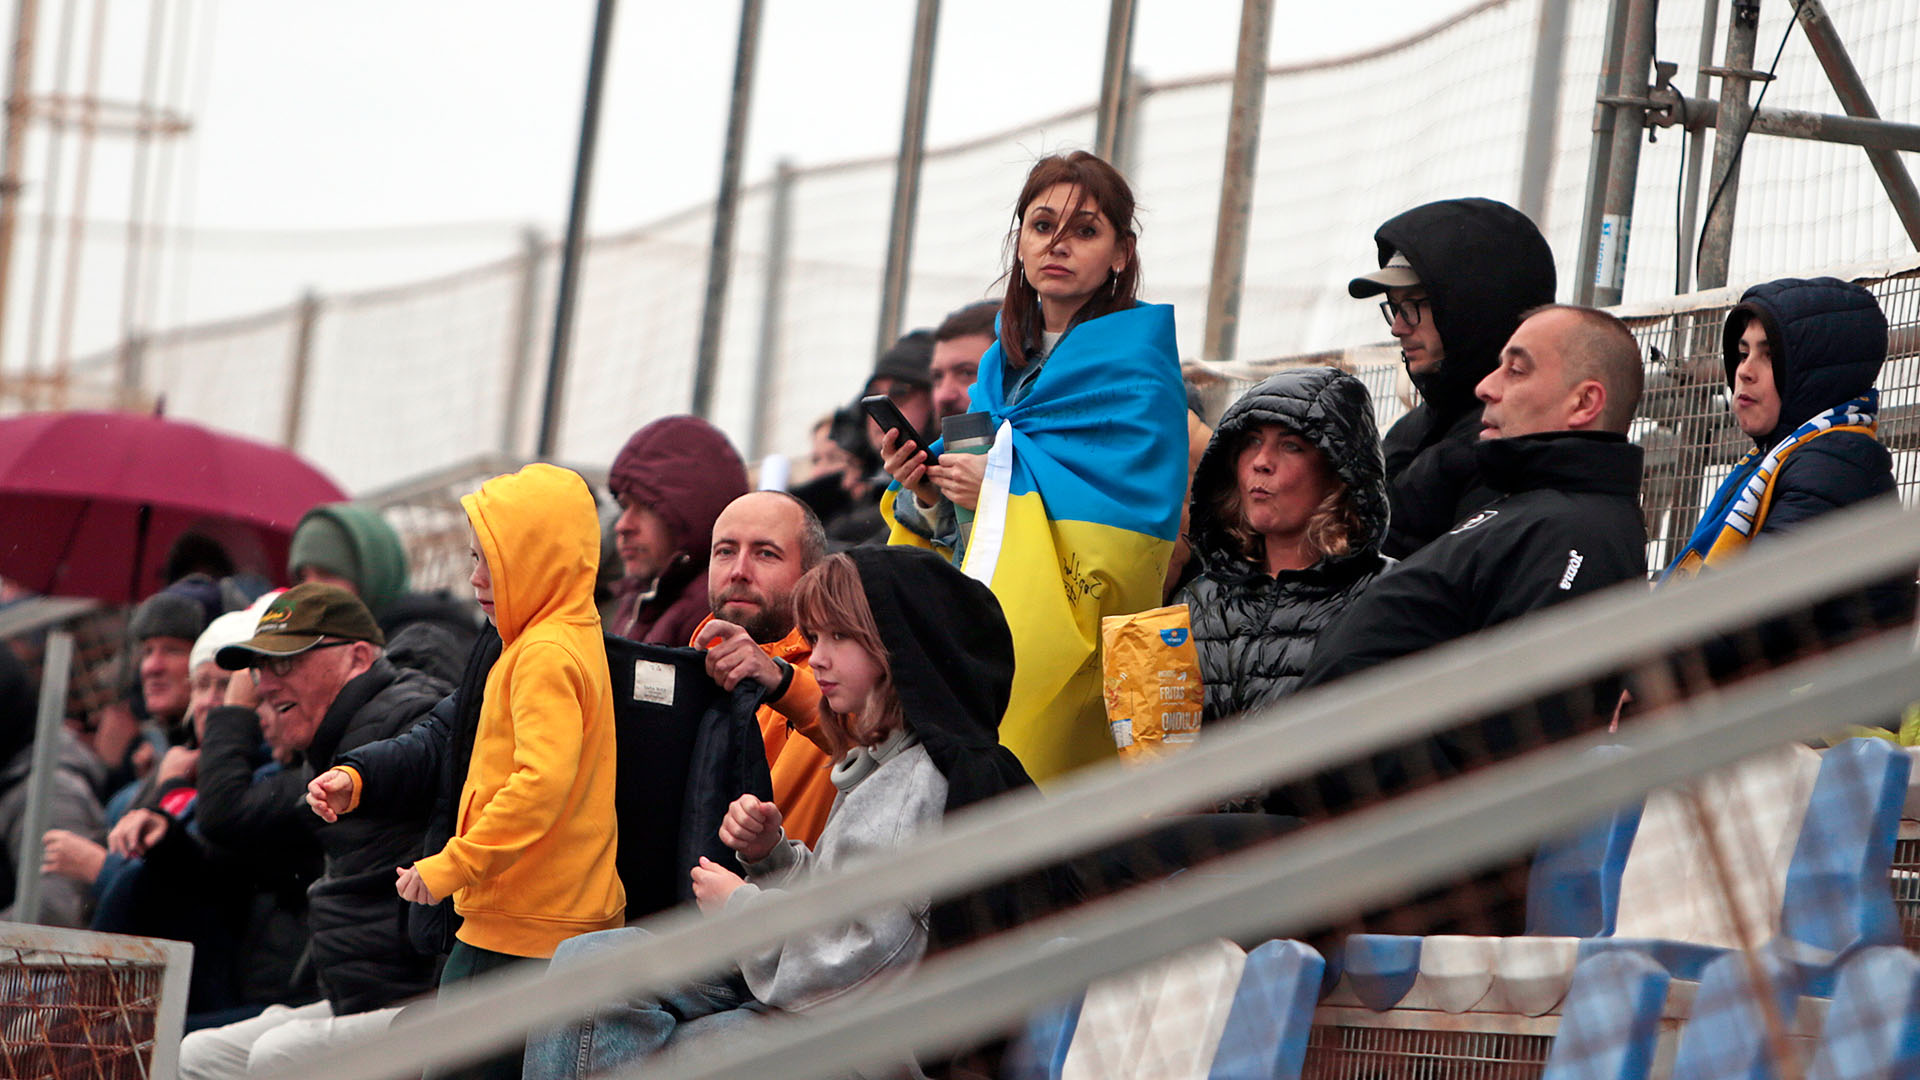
1101, 604, 1204, 762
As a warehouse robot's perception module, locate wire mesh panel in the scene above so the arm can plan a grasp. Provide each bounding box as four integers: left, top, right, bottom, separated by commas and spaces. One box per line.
1302, 1021, 1555, 1080
1893, 827, 1920, 951
0, 927, 190, 1080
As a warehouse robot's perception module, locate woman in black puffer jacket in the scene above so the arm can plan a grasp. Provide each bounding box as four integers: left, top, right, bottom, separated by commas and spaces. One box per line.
1174, 367, 1390, 726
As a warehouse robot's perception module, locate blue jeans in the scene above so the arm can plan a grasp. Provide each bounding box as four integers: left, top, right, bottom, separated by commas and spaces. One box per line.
522, 928, 766, 1080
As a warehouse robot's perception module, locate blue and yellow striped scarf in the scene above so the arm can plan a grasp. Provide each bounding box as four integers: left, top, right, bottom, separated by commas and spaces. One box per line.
1660, 391, 1878, 583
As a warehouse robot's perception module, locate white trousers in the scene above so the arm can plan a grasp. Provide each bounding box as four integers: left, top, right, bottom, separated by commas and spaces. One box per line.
177, 1000, 403, 1078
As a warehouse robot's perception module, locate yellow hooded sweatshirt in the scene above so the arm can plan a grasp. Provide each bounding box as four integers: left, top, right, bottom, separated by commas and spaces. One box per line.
414, 463, 625, 957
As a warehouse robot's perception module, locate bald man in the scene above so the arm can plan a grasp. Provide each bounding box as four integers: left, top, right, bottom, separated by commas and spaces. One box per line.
1297, 304, 1647, 691
694, 491, 838, 846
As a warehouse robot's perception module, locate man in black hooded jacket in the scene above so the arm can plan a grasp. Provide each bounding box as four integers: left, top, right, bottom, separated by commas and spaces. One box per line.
1348, 198, 1557, 558
1286, 305, 1648, 812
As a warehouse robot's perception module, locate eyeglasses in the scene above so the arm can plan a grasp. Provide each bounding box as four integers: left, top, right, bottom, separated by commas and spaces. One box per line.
1379, 296, 1430, 329
256, 640, 351, 677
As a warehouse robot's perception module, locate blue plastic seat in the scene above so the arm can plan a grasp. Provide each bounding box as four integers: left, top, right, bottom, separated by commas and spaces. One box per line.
1000, 995, 1082, 1080
1540, 951, 1670, 1080
1527, 751, 1645, 937
1670, 949, 1801, 1080
1807, 946, 1920, 1080
1207, 940, 1324, 1080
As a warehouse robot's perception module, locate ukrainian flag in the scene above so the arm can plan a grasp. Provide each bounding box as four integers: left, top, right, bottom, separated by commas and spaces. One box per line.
884, 303, 1188, 783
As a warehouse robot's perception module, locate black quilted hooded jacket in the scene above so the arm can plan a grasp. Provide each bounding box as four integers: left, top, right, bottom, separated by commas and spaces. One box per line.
1173, 367, 1391, 726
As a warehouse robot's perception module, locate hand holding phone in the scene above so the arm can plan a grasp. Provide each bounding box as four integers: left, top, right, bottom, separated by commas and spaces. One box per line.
860, 394, 924, 451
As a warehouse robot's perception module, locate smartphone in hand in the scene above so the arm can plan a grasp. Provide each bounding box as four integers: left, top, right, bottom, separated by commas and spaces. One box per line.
860, 394, 925, 450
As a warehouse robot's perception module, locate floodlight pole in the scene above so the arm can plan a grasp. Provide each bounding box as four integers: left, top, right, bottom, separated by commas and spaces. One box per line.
690, 0, 765, 421
1573, 0, 1633, 305
538, 0, 618, 460
1696, 0, 1762, 291
1201, 0, 1275, 367
874, 0, 940, 359
0, 0, 37, 370
1093, 0, 1137, 165
1590, 0, 1657, 307
1517, 0, 1570, 228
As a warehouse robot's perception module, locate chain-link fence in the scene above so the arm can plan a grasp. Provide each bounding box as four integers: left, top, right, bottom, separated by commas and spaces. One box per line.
35, 0, 1920, 497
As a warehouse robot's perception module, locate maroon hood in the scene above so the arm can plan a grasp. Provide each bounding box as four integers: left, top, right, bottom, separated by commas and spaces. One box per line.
608, 415, 748, 570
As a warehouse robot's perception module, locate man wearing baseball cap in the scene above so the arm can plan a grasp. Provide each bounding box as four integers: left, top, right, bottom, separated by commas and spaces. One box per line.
1349, 197, 1557, 558
181, 584, 450, 1078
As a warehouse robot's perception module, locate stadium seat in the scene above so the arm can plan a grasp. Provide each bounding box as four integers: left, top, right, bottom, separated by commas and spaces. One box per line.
1526, 748, 1644, 937
1807, 947, 1920, 1080
1001, 994, 1082, 1080
1669, 949, 1803, 1080
1206, 939, 1324, 1080
1539, 951, 1670, 1080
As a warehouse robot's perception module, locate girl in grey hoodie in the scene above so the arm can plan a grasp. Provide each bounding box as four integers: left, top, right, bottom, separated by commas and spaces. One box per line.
525, 546, 1054, 1079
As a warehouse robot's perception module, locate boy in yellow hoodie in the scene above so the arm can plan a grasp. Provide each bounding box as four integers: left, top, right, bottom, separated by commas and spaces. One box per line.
308, 464, 624, 1075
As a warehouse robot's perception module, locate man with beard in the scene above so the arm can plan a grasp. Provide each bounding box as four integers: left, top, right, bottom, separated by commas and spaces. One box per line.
693, 491, 836, 845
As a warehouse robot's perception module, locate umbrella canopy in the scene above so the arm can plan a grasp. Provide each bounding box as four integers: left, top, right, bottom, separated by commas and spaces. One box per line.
0, 411, 349, 603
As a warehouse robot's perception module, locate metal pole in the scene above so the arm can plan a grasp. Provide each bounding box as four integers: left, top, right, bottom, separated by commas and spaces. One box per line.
13, 631, 73, 925
1661, 94, 1920, 153
1517, 0, 1570, 227
874, 0, 940, 359
1115, 67, 1146, 181
1698, 0, 1762, 291
282, 290, 319, 451
0, 0, 38, 372
537, 0, 618, 460
1794, 0, 1920, 249
1590, 0, 1658, 307
21, 0, 76, 400
1093, 0, 1137, 164
748, 161, 794, 460
500, 227, 544, 456
689, 0, 764, 421
50, 0, 108, 387
1201, 0, 1276, 366
117, 0, 169, 401
1676, 0, 1720, 294
1573, 0, 1634, 305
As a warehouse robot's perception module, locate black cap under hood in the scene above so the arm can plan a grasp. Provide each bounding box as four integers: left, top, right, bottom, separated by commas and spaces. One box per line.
1723, 276, 1888, 448
1187, 367, 1389, 580
1368, 197, 1557, 417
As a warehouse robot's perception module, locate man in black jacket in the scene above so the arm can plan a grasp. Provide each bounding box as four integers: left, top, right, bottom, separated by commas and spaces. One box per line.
181, 584, 448, 1079
1288, 306, 1647, 799
1348, 198, 1557, 558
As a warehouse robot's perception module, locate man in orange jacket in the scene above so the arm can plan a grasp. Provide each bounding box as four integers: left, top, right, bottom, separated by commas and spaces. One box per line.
695, 492, 838, 846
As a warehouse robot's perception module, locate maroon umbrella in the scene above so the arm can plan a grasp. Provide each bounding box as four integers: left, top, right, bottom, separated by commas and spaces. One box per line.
0, 411, 348, 603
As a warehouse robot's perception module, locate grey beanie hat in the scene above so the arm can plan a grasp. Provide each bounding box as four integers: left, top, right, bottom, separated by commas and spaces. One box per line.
129, 574, 227, 643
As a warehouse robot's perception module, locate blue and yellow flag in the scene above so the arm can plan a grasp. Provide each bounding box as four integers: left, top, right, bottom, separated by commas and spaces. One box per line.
884, 303, 1188, 783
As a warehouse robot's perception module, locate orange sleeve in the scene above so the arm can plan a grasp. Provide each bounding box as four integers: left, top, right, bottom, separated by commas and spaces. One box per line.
772, 660, 830, 753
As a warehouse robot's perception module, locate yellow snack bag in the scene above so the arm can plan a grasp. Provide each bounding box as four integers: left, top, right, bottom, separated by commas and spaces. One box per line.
1101, 604, 1205, 762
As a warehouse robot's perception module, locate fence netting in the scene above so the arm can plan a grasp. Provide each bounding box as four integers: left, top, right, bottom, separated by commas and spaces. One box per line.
30, 0, 1920, 495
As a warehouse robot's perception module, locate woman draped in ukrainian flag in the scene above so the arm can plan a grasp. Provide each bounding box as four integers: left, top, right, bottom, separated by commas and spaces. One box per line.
880, 151, 1188, 784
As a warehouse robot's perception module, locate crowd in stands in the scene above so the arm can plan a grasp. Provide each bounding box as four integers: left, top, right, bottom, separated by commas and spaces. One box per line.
0, 149, 1913, 1079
